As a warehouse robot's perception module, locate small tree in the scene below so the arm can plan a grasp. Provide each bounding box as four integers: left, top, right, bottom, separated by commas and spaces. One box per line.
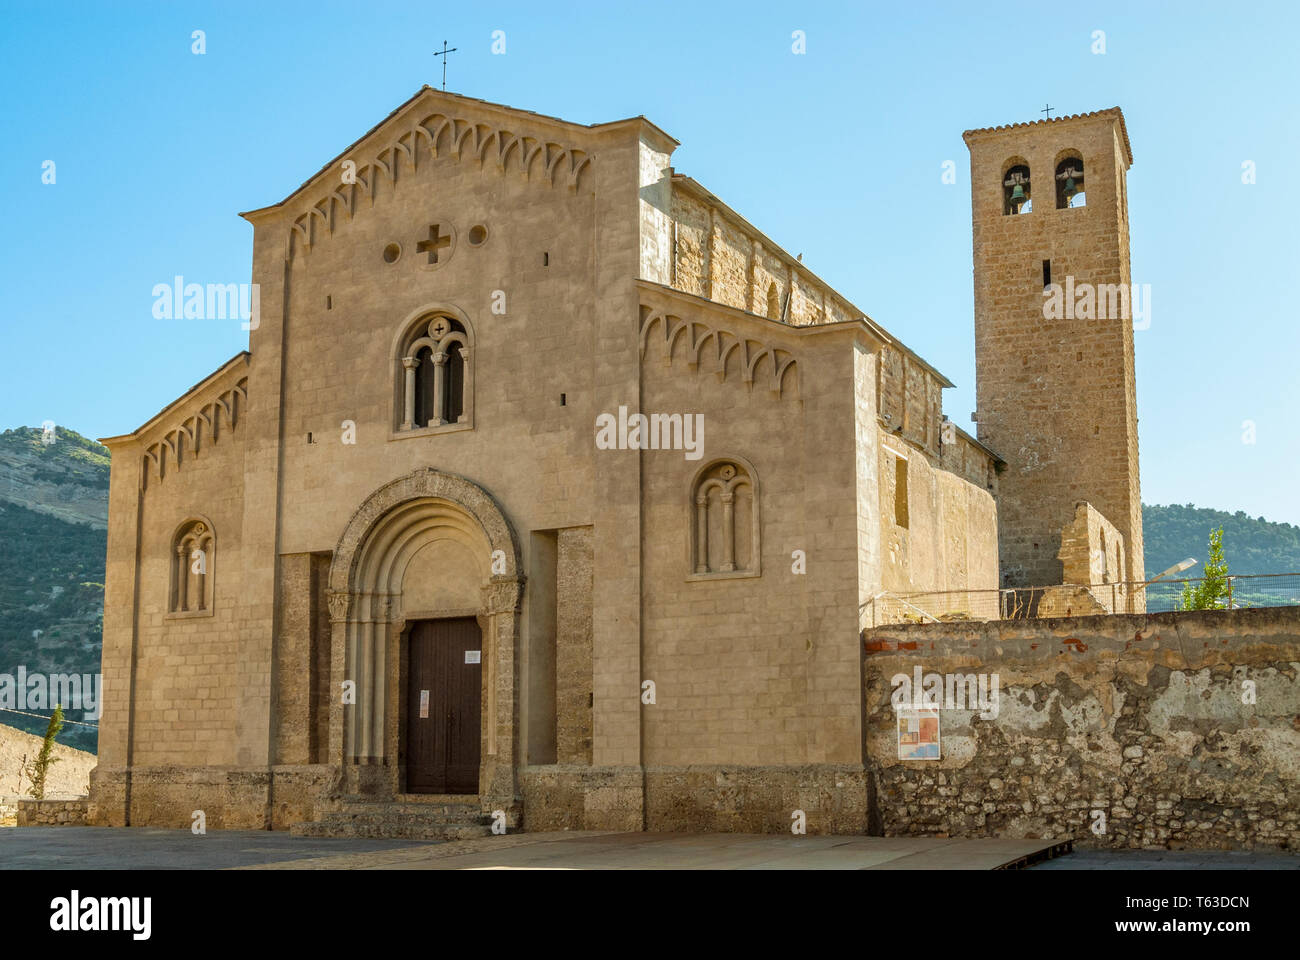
27, 705, 64, 800
1178, 527, 1231, 610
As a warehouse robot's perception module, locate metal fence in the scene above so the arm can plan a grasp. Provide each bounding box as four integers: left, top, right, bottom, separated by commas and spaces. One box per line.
862, 573, 1300, 629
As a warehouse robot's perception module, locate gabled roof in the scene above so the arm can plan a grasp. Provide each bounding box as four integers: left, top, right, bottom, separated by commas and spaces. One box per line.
239, 86, 678, 219
954, 424, 1005, 467
100, 351, 250, 444
962, 107, 1133, 167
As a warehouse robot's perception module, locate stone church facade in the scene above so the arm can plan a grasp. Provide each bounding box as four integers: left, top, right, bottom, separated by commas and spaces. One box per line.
90, 89, 1138, 834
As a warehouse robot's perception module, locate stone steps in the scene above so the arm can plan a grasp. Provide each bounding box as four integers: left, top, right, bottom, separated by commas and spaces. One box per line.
291, 795, 495, 841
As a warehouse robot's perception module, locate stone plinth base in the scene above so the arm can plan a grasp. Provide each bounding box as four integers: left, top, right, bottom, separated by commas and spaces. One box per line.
87, 764, 339, 829
520, 764, 874, 835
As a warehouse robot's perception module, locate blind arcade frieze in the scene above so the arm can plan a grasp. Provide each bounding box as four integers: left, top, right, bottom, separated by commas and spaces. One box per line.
140, 377, 247, 492
288, 111, 594, 260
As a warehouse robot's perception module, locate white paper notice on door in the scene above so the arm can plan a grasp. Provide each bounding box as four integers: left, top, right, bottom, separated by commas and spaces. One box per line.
465, 650, 481, 664
419, 690, 429, 718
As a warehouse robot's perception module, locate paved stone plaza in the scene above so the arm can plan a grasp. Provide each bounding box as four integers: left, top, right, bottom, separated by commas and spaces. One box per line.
3, 828, 1297, 870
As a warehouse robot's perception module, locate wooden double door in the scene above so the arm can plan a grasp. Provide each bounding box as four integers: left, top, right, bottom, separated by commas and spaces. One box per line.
405, 618, 482, 794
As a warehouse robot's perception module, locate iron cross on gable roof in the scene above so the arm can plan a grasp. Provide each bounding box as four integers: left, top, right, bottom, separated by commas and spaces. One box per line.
434, 41, 457, 91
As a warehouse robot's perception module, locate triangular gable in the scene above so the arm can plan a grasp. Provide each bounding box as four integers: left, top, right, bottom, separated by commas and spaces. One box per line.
240, 87, 674, 261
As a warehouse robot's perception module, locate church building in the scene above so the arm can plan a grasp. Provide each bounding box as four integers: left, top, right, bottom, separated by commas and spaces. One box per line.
90, 89, 1139, 835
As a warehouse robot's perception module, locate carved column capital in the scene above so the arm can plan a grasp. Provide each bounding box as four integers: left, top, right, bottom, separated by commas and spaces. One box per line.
482, 575, 526, 615
327, 590, 352, 623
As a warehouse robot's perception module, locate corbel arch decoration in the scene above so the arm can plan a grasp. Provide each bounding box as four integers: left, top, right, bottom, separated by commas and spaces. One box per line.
638, 308, 799, 400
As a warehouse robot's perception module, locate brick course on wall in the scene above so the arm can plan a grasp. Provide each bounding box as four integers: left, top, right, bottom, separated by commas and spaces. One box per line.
863, 607, 1300, 849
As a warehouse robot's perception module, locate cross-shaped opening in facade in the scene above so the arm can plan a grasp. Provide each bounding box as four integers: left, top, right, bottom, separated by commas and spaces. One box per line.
417, 224, 452, 264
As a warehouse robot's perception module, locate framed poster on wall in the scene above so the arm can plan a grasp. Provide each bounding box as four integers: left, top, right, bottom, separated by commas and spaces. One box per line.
897, 708, 940, 760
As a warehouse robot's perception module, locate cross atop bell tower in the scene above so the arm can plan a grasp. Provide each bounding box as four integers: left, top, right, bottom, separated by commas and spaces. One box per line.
963, 108, 1144, 590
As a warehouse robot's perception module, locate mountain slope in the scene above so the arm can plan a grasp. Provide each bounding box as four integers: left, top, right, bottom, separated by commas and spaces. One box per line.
0, 427, 107, 752
1142, 503, 1300, 579
0, 426, 109, 529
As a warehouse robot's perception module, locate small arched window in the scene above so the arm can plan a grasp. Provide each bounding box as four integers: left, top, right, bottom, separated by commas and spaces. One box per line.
1003, 163, 1031, 215
170, 518, 214, 616
397, 313, 474, 432
766, 282, 780, 320
688, 458, 760, 579
1055, 155, 1085, 208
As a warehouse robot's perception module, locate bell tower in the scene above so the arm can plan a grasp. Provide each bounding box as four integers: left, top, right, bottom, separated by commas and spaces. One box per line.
964, 108, 1144, 588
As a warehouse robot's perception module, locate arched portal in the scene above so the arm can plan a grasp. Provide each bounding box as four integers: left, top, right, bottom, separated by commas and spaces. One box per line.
326, 468, 524, 816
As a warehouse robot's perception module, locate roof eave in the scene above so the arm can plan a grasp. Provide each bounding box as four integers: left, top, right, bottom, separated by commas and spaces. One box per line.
117, 351, 251, 440
961, 107, 1133, 168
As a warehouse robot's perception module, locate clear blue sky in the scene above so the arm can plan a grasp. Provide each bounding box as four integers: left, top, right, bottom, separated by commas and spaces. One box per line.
3, 1, 1297, 524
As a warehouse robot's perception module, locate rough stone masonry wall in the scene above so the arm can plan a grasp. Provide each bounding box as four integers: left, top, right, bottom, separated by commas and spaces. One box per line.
1040, 501, 1130, 618
863, 608, 1300, 849
670, 186, 858, 326
17, 798, 88, 826
555, 526, 594, 765
667, 181, 1001, 496
876, 434, 999, 601
1057, 500, 1125, 588
273, 551, 332, 766
966, 113, 1143, 588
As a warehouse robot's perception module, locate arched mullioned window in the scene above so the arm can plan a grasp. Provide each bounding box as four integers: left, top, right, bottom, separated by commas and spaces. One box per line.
396, 313, 474, 432
1003, 162, 1032, 215
170, 518, 214, 615
1055, 154, 1086, 208
688, 458, 760, 579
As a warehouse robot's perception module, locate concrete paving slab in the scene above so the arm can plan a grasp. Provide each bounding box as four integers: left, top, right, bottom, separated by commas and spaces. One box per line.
0, 826, 435, 870
279, 833, 1071, 870
7, 826, 1295, 870
1030, 848, 1300, 869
